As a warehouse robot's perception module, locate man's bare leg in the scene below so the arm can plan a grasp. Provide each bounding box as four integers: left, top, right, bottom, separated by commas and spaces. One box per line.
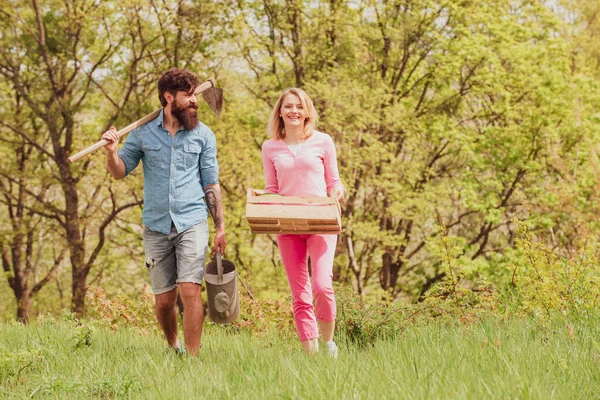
155, 288, 178, 347
179, 282, 204, 356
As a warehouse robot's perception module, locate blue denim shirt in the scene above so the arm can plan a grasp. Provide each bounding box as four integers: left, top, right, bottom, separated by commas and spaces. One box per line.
118, 109, 219, 234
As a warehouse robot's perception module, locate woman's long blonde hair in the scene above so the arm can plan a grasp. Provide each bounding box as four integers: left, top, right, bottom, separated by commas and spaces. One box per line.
266, 88, 319, 140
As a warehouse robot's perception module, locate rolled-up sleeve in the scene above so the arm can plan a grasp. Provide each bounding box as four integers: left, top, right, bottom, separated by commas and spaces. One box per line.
200, 130, 219, 188
118, 130, 143, 176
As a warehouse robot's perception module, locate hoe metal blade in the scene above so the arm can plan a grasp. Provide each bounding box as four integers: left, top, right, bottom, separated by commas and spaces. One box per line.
201, 86, 224, 117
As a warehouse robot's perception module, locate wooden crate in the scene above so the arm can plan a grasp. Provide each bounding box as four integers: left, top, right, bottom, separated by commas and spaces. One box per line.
245, 189, 341, 234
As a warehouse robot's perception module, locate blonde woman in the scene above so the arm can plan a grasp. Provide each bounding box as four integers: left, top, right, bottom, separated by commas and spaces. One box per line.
261, 88, 345, 357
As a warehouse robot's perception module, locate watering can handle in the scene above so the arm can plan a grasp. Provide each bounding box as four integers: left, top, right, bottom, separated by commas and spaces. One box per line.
216, 250, 224, 284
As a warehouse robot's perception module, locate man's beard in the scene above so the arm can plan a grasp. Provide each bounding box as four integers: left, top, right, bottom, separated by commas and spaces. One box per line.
171, 100, 199, 130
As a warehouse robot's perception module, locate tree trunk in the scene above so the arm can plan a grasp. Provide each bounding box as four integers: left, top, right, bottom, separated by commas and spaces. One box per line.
379, 251, 402, 292
51, 111, 87, 316
2, 226, 33, 323
16, 291, 31, 323
61, 164, 87, 316
287, 0, 305, 86
71, 268, 88, 316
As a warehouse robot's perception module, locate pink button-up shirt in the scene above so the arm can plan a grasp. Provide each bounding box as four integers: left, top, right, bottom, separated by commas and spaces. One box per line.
262, 131, 343, 197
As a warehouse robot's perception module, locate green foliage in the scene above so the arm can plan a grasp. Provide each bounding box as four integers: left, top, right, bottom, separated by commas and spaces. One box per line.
421, 221, 600, 324
224, 295, 296, 340
0, 344, 43, 386
2, 0, 600, 320
85, 285, 159, 335
335, 284, 409, 348
3, 314, 600, 398
503, 223, 600, 318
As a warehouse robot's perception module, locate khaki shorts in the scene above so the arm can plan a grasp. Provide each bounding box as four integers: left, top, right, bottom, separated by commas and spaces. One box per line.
142, 220, 209, 295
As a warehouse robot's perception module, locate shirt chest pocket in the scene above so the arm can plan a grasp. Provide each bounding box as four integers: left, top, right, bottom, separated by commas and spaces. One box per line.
142, 143, 162, 165
183, 144, 201, 169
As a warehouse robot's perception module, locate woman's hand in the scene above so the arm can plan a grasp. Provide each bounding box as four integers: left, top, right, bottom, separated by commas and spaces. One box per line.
330, 185, 345, 203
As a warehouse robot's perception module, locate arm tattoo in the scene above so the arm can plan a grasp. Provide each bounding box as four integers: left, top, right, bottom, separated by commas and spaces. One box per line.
204, 186, 224, 229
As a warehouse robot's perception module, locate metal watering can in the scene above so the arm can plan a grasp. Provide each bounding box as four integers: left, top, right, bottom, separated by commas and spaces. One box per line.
204, 251, 240, 324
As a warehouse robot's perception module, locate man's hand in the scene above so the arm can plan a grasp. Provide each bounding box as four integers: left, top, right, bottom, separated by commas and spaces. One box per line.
213, 228, 227, 256
102, 126, 126, 179
101, 126, 120, 153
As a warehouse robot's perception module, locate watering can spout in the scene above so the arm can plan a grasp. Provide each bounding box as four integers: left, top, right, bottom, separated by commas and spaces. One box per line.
215, 292, 231, 318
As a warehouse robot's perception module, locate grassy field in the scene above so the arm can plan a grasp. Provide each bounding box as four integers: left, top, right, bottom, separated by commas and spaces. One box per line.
1, 315, 599, 399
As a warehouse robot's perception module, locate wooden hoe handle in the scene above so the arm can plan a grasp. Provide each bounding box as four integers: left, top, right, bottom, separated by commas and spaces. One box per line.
68, 79, 217, 163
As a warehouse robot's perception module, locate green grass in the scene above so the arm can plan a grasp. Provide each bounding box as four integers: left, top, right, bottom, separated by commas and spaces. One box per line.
1, 316, 599, 399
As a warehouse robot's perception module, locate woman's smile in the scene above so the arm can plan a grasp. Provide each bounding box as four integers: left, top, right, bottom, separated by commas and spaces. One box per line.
280, 94, 306, 126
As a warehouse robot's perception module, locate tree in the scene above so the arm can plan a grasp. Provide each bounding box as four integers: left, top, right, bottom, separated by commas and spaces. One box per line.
226, 0, 600, 299
0, 89, 67, 322
0, 0, 229, 317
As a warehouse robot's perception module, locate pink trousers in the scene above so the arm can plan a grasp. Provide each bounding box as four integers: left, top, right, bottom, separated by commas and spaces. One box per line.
276, 234, 338, 342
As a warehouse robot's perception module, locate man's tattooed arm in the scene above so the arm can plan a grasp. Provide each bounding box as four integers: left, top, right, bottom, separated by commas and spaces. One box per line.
204, 184, 227, 254
204, 184, 224, 228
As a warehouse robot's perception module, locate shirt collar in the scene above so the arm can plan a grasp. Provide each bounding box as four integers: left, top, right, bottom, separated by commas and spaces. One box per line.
156, 108, 166, 129
157, 108, 187, 134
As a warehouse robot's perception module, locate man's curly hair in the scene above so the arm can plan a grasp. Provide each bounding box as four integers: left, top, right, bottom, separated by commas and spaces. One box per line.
158, 68, 200, 107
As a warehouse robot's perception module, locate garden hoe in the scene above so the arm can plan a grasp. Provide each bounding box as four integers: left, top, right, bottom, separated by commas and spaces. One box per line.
68, 78, 223, 163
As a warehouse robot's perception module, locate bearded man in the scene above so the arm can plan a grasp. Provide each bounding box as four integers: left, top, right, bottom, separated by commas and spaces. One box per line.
102, 68, 226, 356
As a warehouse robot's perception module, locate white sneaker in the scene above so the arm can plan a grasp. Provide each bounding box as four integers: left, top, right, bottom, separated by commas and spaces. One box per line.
325, 341, 338, 359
